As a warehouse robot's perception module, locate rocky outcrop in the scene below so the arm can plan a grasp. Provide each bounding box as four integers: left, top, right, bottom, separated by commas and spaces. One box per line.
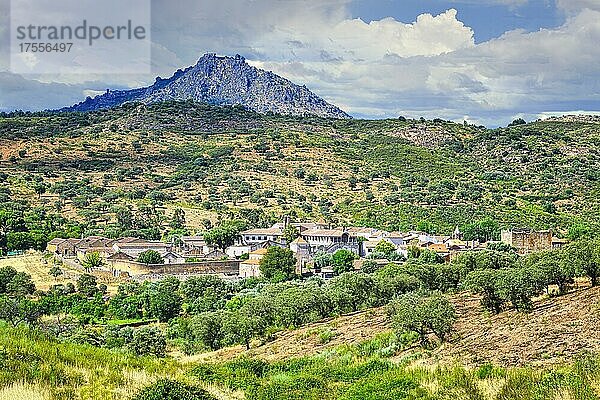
62, 53, 350, 119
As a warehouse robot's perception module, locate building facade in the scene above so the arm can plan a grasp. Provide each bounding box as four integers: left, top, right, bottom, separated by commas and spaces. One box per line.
501, 229, 553, 254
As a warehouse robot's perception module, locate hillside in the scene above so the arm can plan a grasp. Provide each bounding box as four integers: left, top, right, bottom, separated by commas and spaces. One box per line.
194, 284, 600, 368
5, 286, 600, 400
61, 54, 350, 119
1, 101, 599, 242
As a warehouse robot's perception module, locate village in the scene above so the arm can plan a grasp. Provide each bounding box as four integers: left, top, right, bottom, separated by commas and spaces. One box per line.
45, 219, 568, 282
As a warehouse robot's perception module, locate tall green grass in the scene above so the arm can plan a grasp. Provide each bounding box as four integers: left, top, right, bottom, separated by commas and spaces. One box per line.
191, 337, 600, 400
3, 322, 600, 400
0, 323, 181, 400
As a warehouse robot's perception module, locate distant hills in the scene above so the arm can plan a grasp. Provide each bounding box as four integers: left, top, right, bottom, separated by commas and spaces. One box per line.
3, 100, 600, 236
61, 53, 350, 119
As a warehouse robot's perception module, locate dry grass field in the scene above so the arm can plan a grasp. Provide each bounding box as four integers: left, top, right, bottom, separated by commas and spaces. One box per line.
0, 253, 122, 294
189, 285, 600, 369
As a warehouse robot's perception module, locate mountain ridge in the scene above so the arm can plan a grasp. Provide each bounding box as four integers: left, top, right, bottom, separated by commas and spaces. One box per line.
61, 53, 351, 119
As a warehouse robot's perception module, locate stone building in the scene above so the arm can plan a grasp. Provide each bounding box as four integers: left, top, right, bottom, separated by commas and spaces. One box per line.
501, 229, 553, 254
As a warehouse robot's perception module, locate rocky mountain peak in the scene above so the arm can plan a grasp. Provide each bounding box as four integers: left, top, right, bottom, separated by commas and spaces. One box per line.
61, 53, 350, 119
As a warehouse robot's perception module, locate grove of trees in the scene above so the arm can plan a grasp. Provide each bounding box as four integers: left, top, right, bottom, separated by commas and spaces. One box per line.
0, 234, 599, 358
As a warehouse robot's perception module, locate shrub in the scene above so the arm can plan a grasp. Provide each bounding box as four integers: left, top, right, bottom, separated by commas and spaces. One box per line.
130, 326, 166, 357
137, 250, 164, 265
132, 379, 217, 400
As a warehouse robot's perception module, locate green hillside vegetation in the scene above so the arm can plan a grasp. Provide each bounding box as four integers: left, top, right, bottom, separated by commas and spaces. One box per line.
4, 322, 600, 400
1, 101, 599, 252
0, 324, 183, 400
0, 238, 598, 357
194, 340, 600, 400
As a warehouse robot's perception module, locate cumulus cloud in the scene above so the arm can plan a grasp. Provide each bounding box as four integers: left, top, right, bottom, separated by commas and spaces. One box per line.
1, 0, 600, 126
556, 0, 600, 13
249, 6, 600, 125
249, 8, 474, 62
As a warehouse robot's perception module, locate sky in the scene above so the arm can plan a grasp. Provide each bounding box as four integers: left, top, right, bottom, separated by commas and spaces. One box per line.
0, 0, 599, 126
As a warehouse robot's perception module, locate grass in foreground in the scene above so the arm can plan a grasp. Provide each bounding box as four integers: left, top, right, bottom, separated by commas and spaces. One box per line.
3, 324, 600, 400
191, 332, 600, 400
0, 324, 181, 400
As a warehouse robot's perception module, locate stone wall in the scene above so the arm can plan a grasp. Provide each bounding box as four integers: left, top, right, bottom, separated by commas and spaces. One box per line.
107, 259, 240, 276
501, 230, 552, 254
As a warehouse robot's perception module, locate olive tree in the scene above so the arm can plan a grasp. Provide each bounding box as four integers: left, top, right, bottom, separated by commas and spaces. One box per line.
462, 269, 505, 314
564, 239, 600, 287
388, 291, 456, 344
259, 246, 296, 282
137, 250, 164, 265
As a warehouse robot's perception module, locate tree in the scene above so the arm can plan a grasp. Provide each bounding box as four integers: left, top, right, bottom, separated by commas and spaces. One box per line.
388, 292, 456, 344
6, 232, 34, 251
0, 266, 17, 293
523, 250, 574, 295
108, 285, 144, 320
417, 249, 443, 264
508, 118, 526, 126
259, 246, 296, 282
33, 182, 46, 198
223, 310, 266, 350
486, 242, 516, 253
190, 311, 226, 351
564, 239, 600, 287
148, 278, 182, 322
137, 250, 164, 265
77, 274, 99, 297
282, 225, 300, 244
416, 220, 435, 233
374, 240, 397, 258
496, 268, 544, 313
0, 295, 41, 326
332, 249, 357, 275
313, 251, 333, 270
82, 251, 103, 272
461, 217, 500, 242
180, 275, 228, 314
407, 246, 422, 259
130, 326, 167, 357
169, 208, 186, 230
374, 264, 422, 301
132, 379, 216, 400
6, 272, 35, 297
49, 265, 63, 281
328, 272, 376, 313
204, 220, 246, 252
463, 269, 504, 314
567, 224, 593, 241
361, 259, 380, 274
